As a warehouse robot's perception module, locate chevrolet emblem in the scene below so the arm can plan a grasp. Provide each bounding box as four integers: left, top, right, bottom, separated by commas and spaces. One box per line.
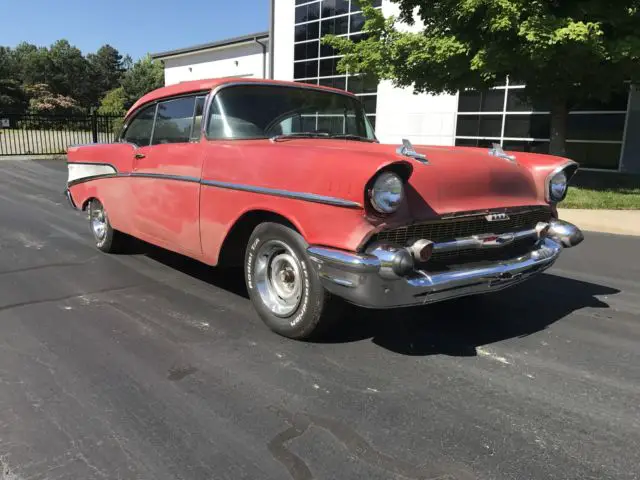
485, 213, 510, 222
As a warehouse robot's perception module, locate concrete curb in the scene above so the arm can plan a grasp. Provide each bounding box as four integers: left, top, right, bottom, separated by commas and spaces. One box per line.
558, 209, 640, 236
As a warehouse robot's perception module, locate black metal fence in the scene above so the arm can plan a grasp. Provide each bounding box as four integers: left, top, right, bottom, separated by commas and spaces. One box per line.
0, 113, 122, 155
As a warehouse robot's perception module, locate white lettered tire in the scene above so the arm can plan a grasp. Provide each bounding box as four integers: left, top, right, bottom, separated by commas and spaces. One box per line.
244, 222, 341, 339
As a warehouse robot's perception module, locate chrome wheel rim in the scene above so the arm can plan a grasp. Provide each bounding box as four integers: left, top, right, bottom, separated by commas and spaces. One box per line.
254, 240, 303, 317
90, 201, 107, 241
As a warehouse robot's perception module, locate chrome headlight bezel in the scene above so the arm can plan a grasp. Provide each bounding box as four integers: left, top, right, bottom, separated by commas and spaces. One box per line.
549, 170, 568, 202
546, 162, 578, 203
369, 171, 404, 214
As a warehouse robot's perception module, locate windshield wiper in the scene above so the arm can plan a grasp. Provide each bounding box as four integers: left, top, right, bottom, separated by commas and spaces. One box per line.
329, 134, 377, 143
270, 132, 330, 142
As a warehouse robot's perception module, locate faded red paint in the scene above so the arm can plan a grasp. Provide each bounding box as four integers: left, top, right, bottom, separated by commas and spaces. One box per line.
68, 80, 574, 266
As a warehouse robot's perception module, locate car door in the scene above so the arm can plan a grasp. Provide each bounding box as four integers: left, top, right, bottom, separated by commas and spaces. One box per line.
128, 94, 207, 255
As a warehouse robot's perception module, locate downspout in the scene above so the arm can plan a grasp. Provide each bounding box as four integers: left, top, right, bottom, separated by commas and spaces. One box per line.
254, 36, 268, 79
268, 0, 275, 79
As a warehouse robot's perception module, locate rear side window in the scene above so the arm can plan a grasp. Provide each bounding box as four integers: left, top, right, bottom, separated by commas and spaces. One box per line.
123, 104, 156, 146
152, 96, 197, 145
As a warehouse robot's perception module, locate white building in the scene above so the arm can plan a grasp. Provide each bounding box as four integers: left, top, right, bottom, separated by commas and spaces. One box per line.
152, 32, 269, 85
152, 0, 639, 173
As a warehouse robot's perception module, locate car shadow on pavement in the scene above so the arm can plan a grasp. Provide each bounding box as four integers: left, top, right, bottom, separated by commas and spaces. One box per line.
136, 241, 250, 299
126, 240, 619, 358
323, 273, 620, 357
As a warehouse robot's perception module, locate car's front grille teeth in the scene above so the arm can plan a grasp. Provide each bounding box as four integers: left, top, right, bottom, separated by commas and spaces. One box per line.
425, 237, 538, 271
369, 207, 552, 246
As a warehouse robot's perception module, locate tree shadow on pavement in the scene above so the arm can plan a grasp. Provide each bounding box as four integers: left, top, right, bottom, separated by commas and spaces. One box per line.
322, 273, 619, 357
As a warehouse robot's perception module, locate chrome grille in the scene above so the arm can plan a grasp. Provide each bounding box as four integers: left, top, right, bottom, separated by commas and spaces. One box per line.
370, 207, 552, 246
427, 237, 537, 271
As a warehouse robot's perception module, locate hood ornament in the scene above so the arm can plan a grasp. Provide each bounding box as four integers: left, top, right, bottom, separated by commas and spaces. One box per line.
489, 143, 517, 163
397, 139, 428, 164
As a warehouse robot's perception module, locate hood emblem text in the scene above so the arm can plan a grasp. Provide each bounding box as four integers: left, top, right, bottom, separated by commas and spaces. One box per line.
397, 139, 429, 164
489, 143, 517, 163
485, 213, 510, 222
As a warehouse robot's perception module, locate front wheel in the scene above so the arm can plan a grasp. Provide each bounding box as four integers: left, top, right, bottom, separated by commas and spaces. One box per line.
244, 222, 341, 340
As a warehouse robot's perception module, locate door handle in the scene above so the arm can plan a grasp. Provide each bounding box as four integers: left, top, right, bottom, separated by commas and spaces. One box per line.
134, 153, 145, 159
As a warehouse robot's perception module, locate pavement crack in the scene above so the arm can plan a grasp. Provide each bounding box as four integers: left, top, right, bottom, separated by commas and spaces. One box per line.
0, 258, 98, 277
267, 406, 459, 480
0, 283, 150, 314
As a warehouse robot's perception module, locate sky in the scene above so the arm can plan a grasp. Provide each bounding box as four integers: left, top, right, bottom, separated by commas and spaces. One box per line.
0, 0, 270, 59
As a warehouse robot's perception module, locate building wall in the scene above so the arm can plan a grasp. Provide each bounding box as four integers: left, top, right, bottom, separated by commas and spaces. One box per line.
273, 0, 295, 81
375, 1, 458, 146
162, 42, 269, 85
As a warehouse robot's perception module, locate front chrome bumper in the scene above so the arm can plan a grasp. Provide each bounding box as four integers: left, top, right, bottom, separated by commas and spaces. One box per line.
307, 220, 582, 309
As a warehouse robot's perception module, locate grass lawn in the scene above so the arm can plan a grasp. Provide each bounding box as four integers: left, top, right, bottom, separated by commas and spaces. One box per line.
564, 186, 640, 209
562, 170, 640, 209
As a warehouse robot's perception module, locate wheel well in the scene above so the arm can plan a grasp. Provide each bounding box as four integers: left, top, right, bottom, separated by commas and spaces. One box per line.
218, 210, 300, 267
81, 197, 96, 211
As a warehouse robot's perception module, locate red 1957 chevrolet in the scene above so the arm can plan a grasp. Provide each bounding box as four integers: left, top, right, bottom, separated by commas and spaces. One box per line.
65, 78, 583, 339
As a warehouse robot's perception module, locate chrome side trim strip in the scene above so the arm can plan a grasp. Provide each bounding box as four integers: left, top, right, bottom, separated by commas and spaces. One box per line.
67, 166, 361, 209
202, 179, 362, 209
129, 172, 201, 183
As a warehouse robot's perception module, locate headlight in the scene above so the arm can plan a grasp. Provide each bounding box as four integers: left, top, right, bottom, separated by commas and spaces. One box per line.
549, 170, 568, 202
370, 172, 404, 213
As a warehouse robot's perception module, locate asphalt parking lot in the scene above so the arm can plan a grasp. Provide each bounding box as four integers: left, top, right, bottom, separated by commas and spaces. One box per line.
0, 159, 638, 480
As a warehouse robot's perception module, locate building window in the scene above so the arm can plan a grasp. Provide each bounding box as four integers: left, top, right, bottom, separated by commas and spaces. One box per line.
455, 78, 629, 170
293, 0, 381, 130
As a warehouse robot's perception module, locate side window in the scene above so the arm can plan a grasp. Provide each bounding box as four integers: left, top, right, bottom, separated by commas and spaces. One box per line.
190, 96, 206, 141
152, 96, 197, 145
123, 104, 156, 146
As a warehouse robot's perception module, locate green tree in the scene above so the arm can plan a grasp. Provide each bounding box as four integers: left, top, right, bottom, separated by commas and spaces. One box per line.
48, 39, 93, 107
0, 79, 27, 114
0, 47, 27, 113
87, 45, 125, 98
97, 87, 126, 136
325, 0, 640, 155
11, 42, 49, 86
120, 55, 164, 109
97, 87, 126, 115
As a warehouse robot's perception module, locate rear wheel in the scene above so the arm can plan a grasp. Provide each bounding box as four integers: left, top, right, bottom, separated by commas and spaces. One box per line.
244, 222, 341, 340
88, 199, 128, 253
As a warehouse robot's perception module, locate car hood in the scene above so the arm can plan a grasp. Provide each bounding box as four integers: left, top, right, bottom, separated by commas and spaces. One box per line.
272, 139, 544, 218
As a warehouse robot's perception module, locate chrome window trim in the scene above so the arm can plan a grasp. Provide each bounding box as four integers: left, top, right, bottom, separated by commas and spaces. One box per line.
545, 161, 579, 203
122, 90, 211, 145
202, 81, 372, 141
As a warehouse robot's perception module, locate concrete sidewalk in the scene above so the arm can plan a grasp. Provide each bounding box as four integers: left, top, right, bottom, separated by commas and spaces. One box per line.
558, 209, 640, 236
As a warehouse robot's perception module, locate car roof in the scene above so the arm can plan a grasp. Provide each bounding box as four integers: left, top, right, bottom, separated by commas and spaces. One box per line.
125, 78, 357, 119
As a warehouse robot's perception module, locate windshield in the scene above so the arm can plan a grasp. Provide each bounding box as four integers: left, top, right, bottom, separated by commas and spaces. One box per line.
206, 85, 376, 141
